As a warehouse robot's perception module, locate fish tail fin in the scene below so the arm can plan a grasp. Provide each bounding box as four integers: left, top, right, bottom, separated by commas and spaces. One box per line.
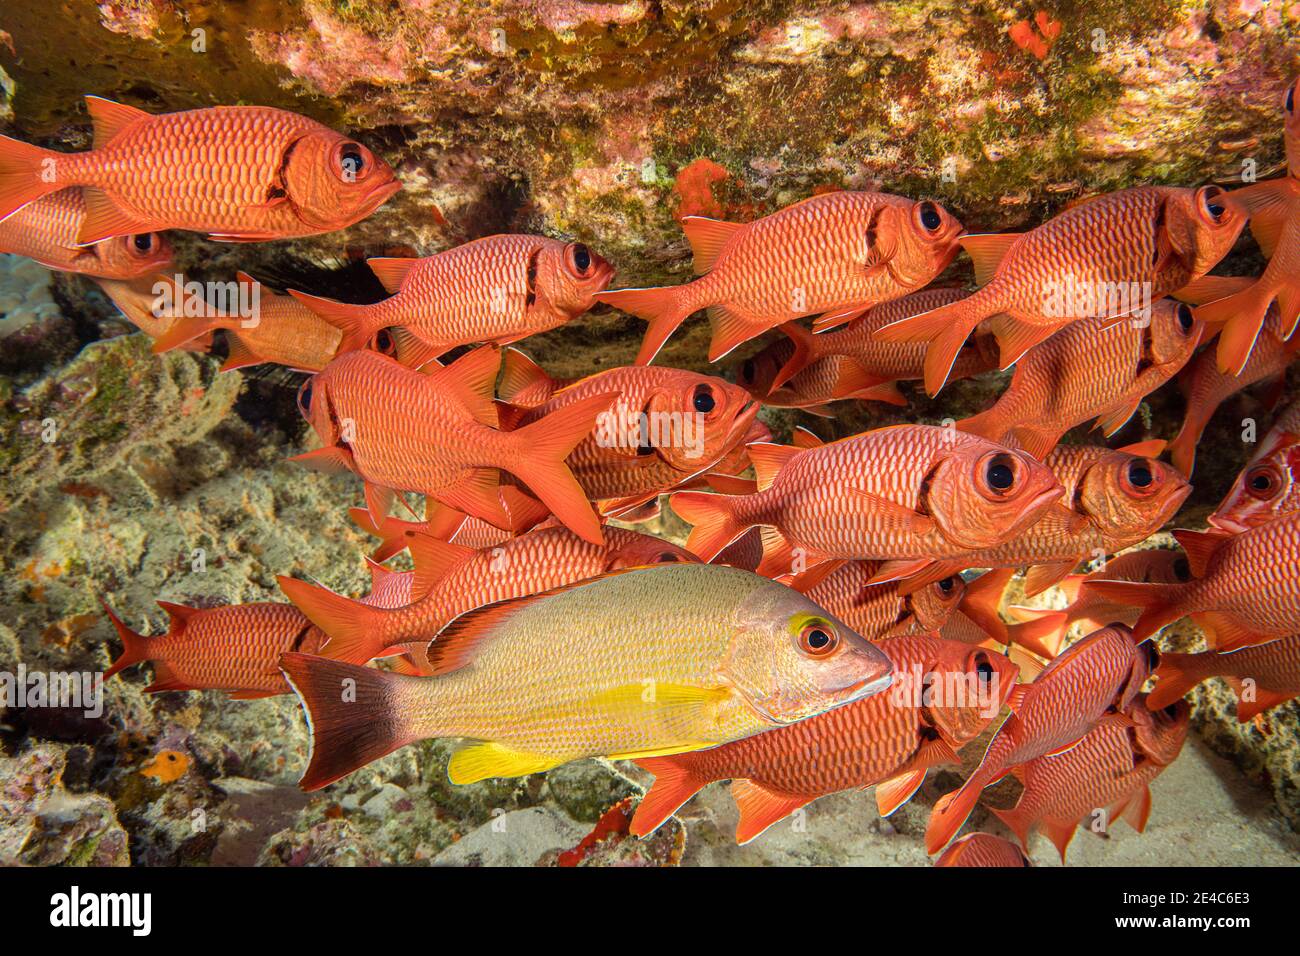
1081, 581, 1185, 642
669, 491, 749, 561
1197, 280, 1275, 375
507, 392, 613, 545
873, 295, 988, 396
630, 756, 707, 837
955, 567, 1014, 644
990, 805, 1032, 853
596, 286, 694, 365
347, 507, 419, 562
1167, 411, 1206, 478
768, 322, 816, 393
98, 597, 151, 680
279, 652, 425, 791
288, 289, 372, 353
925, 784, 981, 855
276, 576, 389, 665
0, 135, 65, 221
1146, 651, 1209, 711
1004, 608, 1070, 659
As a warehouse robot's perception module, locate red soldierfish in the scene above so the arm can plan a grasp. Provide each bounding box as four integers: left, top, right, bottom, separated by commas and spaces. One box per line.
669, 425, 1061, 580
0, 97, 400, 242
957, 300, 1203, 460
1195, 78, 1300, 373
925, 625, 1153, 853
294, 347, 615, 545
290, 235, 613, 363
1146, 635, 1300, 721
933, 832, 1030, 867
1209, 400, 1300, 532
100, 598, 325, 697
630, 634, 1018, 843
1088, 512, 1300, 649
990, 697, 1189, 862
596, 191, 964, 365
0, 188, 172, 278
876, 185, 1246, 395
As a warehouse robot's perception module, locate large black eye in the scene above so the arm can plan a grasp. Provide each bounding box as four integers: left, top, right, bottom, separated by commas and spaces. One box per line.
919, 201, 942, 231
374, 329, 394, 354
1175, 304, 1193, 332
572, 243, 591, 273
693, 384, 716, 413
1201, 187, 1225, 222
297, 380, 313, 417
132, 234, 154, 252
1127, 460, 1153, 488
1245, 464, 1281, 499
1173, 556, 1191, 581
986, 455, 1015, 491
975, 652, 994, 683
1287, 86, 1295, 113
936, 576, 956, 594
1164, 703, 1180, 718
741, 359, 756, 384
339, 143, 365, 179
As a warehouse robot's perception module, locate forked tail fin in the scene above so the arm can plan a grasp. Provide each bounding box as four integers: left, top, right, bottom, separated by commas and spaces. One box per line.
630, 756, 709, 837
669, 491, 750, 561
0, 135, 66, 221
596, 285, 695, 365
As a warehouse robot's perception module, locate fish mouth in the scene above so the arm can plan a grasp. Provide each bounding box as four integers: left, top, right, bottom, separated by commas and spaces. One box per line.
365, 177, 403, 207
1020, 482, 1067, 526
1205, 512, 1246, 534
843, 670, 893, 701
724, 400, 761, 446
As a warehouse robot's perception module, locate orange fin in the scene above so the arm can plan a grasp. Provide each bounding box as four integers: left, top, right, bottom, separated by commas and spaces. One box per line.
596, 286, 693, 366
288, 289, 372, 353
405, 532, 474, 600
1199, 279, 1275, 375
1005, 608, 1069, 659
875, 769, 927, 818
1094, 397, 1142, 438
1170, 528, 1229, 578
669, 491, 746, 561
424, 345, 501, 428
98, 597, 152, 680
873, 296, 986, 396
769, 321, 816, 393
276, 576, 387, 665
85, 95, 148, 148
959, 233, 1020, 286
746, 441, 801, 490
77, 187, 158, 245
1145, 651, 1204, 710
498, 347, 554, 405
367, 256, 418, 294
924, 787, 980, 855
279, 653, 422, 791
957, 567, 1014, 644
0, 134, 65, 222
1023, 560, 1078, 598
731, 779, 812, 845
851, 489, 935, 536
791, 426, 825, 449
992, 318, 1058, 370
1081, 580, 1185, 642
706, 304, 761, 362
630, 756, 708, 836
1007, 423, 1060, 461
680, 216, 742, 274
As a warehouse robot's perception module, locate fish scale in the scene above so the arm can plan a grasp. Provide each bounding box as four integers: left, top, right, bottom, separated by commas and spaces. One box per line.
1147, 636, 1300, 717
629, 633, 1017, 839
0, 188, 170, 278
1211, 399, 1300, 531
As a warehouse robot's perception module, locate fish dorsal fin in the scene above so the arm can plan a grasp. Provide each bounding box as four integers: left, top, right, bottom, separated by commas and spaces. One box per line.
1116, 438, 1167, 458
875, 769, 928, 818
1170, 528, 1230, 579
498, 347, 553, 404
680, 216, 744, 274
364, 557, 397, 594
86, 95, 148, 149
405, 531, 475, 600
428, 570, 643, 675
366, 257, 419, 295
155, 601, 198, 635
426, 346, 501, 428
791, 426, 824, 448
745, 442, 801, 491
958, 233, 1020, 286
1004, 683, 1029, 714
1173, 275, 1254, 306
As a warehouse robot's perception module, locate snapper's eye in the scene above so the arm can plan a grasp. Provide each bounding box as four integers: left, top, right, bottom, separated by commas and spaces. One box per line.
130, 233, 154, 254
973, 651, 995, 683
1198, 186, 1226, 223
795, 618, 839, 657
917, 201, 943, 232
335, 142, 368, 182
297, 379, 314, 418
693, 383, 717, 414
1120, 458, 1164, 497
1128, 460, 1153, 487
1245, 464, 1281, 500
566, 242, 594, 277
1175, 303, 1194, 333
936, 576, 957, 595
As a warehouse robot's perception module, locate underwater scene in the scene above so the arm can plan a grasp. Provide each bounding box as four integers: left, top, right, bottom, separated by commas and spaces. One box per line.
1, 0, 1299, 883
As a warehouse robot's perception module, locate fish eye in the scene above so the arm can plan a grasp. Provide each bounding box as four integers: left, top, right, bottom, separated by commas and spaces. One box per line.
917, 201, 943, 232
1163, 703, 1180, 718
796, 619, 839, 657
568, 242, 593, 276
1127, 460, 1154, 488
131, 233, 154, 253
1173, 556, 1191, 581
1199, 186, 1226, 223
1287, 85, 1295, 113
297, 379, 314, 417
692, 383, 717, 414
740, 359, 756, 384
936, 576, 957, 595
1175, 303, 1194, 333
974, 652, 994, 683
373, 329, 395, 354
336, 142, 367, 182
979, 452, 1019, 497
1245, 464, 1281, 500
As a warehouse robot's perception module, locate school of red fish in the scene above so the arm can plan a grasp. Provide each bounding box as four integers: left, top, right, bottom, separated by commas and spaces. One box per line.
6, 82, 1300, 866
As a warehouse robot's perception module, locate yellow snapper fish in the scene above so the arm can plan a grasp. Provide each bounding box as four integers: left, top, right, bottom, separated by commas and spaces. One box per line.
280, 564, 894, 790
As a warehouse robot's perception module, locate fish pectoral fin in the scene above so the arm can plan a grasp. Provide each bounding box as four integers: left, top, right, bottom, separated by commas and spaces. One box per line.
85, 95, 148, 148
1093, 397, 1142, 438
850, 490, 936, 536
1022, 559, 1079, 598
875, 769, 927, 818
589, 682, 731, 728
447, 742, 562, 785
